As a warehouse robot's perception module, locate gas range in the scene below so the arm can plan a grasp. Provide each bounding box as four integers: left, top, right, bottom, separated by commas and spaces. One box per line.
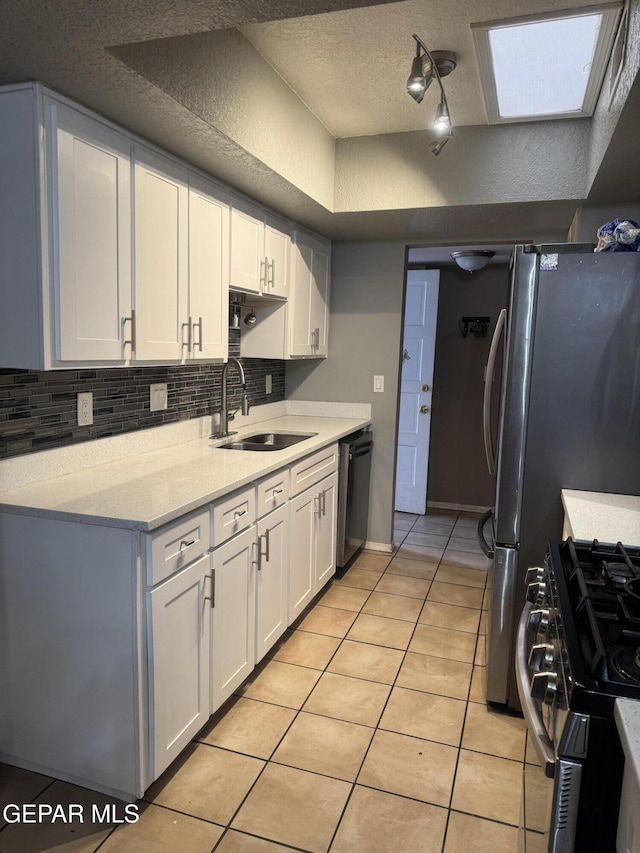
517, 538, 639, 852
559, 539, 640, 697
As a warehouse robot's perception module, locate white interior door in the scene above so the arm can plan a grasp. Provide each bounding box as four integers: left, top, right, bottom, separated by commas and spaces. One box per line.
394, 270, 440, 514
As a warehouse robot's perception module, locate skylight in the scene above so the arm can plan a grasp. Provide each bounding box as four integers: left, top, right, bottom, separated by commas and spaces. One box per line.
472, 4, 622, 123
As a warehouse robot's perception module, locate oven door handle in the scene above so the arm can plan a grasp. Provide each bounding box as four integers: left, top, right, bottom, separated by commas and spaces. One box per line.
515, 602, 556, 778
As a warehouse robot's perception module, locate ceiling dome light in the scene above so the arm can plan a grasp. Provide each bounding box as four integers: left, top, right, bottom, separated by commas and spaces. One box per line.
451, 250, 496, 271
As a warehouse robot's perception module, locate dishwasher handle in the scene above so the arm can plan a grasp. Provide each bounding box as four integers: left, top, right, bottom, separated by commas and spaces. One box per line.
350, 440, 373, 459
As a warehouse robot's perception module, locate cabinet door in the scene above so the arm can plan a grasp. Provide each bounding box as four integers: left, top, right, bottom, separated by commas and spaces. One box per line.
148, 554, 211, 779
288, 487, 317, 621
211, 526, 256, 711
188, 176, 229, 361
310, 243, 330, 357
52, 102, 132, 362
229, 197, 264, 294
256, 504, 290, 663
315, 472, 338, 590
264, 214, 290, 299
134, 148, 188, 361
289, 239, 314, 356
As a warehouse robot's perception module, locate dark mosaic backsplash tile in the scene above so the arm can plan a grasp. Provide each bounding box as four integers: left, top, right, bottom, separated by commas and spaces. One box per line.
0, 332, 285, 459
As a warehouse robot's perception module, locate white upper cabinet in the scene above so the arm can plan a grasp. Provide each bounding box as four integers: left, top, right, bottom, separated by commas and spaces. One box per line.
289, 230, 330, 357
264, 213, 291, 299
187, 176, 229, 361
230, 196, 290, 299
239, 229, 331, 360
52, 102, 132, 362
133, 148, 189, 362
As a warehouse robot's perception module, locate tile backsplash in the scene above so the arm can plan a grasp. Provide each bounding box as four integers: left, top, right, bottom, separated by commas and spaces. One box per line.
0, 332, 285, 459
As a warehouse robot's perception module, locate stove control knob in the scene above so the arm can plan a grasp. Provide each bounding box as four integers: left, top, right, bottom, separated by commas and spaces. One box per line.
528, 643, 555, 673
528, 609, 550, 636
531, 671, 558, 705
526, 582, 547, 606
525, 566, 546, 586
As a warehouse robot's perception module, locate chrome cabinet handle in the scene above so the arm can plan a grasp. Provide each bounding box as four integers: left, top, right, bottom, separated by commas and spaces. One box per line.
259, 258, 267, 289
123, 311, 136, 355
321, 489, 326, 517
234, 509, 247, 519
420, 405, 430, 414
314, 495, 321, 517
272, 487, 284, 497
269, 258, 275, 288
192, 316, 203, 352
180, 538, 196, 548
258, 529, 271, 569
203, 569, 215, 608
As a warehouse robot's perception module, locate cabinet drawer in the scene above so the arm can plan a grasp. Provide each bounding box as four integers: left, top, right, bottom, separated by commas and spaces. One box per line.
147, 508, 210, 586
290, 443, 338, 496
212, 486, 256, 546
256, 468, 290, 518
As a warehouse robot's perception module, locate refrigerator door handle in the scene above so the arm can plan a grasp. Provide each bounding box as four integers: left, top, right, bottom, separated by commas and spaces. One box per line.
483, 307, 507, 475
477, 508, 495, 558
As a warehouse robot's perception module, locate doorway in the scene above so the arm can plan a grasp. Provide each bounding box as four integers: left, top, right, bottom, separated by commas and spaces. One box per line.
394, 269, 439, 514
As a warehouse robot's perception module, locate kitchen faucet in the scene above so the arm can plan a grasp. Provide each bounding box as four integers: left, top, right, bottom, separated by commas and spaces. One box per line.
211, 357, 250, 439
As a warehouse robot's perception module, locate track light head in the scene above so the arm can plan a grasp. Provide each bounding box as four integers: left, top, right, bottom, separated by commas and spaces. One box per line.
433, 99, 451, 133
429, 133, 451, 156
407, 53, 430, 102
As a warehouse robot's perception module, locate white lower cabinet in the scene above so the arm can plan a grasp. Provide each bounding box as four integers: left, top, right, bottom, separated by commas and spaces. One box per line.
289, 471, 338, 622
256, 503, 290, 663
148, 553, 212, 779
0, 443, 340, 801
211, 526, 257, 712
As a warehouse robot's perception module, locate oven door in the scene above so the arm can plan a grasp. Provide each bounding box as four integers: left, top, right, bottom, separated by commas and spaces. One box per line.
515, 602, 582, 853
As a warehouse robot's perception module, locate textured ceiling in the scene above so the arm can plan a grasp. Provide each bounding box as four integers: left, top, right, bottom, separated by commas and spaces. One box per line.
0, 0, 637, 244
240, 0, 610, 138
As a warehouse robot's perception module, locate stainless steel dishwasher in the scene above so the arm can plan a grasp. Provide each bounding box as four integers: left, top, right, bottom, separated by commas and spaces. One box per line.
336, 430, 373, 569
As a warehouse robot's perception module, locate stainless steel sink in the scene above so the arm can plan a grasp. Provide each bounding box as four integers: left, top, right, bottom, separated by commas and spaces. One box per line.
218, 432, 317, 451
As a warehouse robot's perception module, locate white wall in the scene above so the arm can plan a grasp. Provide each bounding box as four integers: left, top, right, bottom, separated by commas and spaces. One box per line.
335, 120, 590, 212
286, 241, 407, 548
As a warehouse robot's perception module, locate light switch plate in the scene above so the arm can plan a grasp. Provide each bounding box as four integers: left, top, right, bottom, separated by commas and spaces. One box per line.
150, 383, 168, 412
374, 375, 384, 393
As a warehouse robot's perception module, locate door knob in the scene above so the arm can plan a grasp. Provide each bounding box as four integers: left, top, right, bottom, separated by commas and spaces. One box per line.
420, 405, 430, 414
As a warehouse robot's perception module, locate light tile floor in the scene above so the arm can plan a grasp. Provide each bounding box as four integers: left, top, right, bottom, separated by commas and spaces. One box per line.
0, 509, 546, 853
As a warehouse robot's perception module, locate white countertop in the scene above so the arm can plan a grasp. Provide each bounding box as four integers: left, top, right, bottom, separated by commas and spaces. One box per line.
561, 490, 640, 546
0, 415, 370, 531
615, 698, 640, 852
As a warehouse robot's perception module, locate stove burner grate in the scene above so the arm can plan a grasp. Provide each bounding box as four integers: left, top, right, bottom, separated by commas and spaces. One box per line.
610, 646, 640, 685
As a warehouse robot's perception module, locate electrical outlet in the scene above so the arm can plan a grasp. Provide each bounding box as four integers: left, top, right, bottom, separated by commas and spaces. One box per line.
77, 392, 93, 426
150, 383, 168, 412
266, 374, 272, 394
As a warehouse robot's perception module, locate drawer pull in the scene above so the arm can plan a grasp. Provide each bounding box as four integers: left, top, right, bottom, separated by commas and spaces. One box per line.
180, 538, 196, 548
234, 509, 247, 519
272, 488, 284, 497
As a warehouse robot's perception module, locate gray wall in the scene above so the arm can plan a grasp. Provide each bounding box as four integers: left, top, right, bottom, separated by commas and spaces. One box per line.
427, 264, 510, 508
286, 241, 407, 548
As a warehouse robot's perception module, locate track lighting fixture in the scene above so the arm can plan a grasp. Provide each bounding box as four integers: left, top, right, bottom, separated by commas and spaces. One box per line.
407, 35, 457, 155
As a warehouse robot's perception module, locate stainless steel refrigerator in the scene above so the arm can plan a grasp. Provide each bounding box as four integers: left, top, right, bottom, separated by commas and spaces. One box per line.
478, 243, 640, 710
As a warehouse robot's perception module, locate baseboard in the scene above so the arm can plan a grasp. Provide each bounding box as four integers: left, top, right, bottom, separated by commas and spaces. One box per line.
427, 501, 491, 514
363, 540, 395, 553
